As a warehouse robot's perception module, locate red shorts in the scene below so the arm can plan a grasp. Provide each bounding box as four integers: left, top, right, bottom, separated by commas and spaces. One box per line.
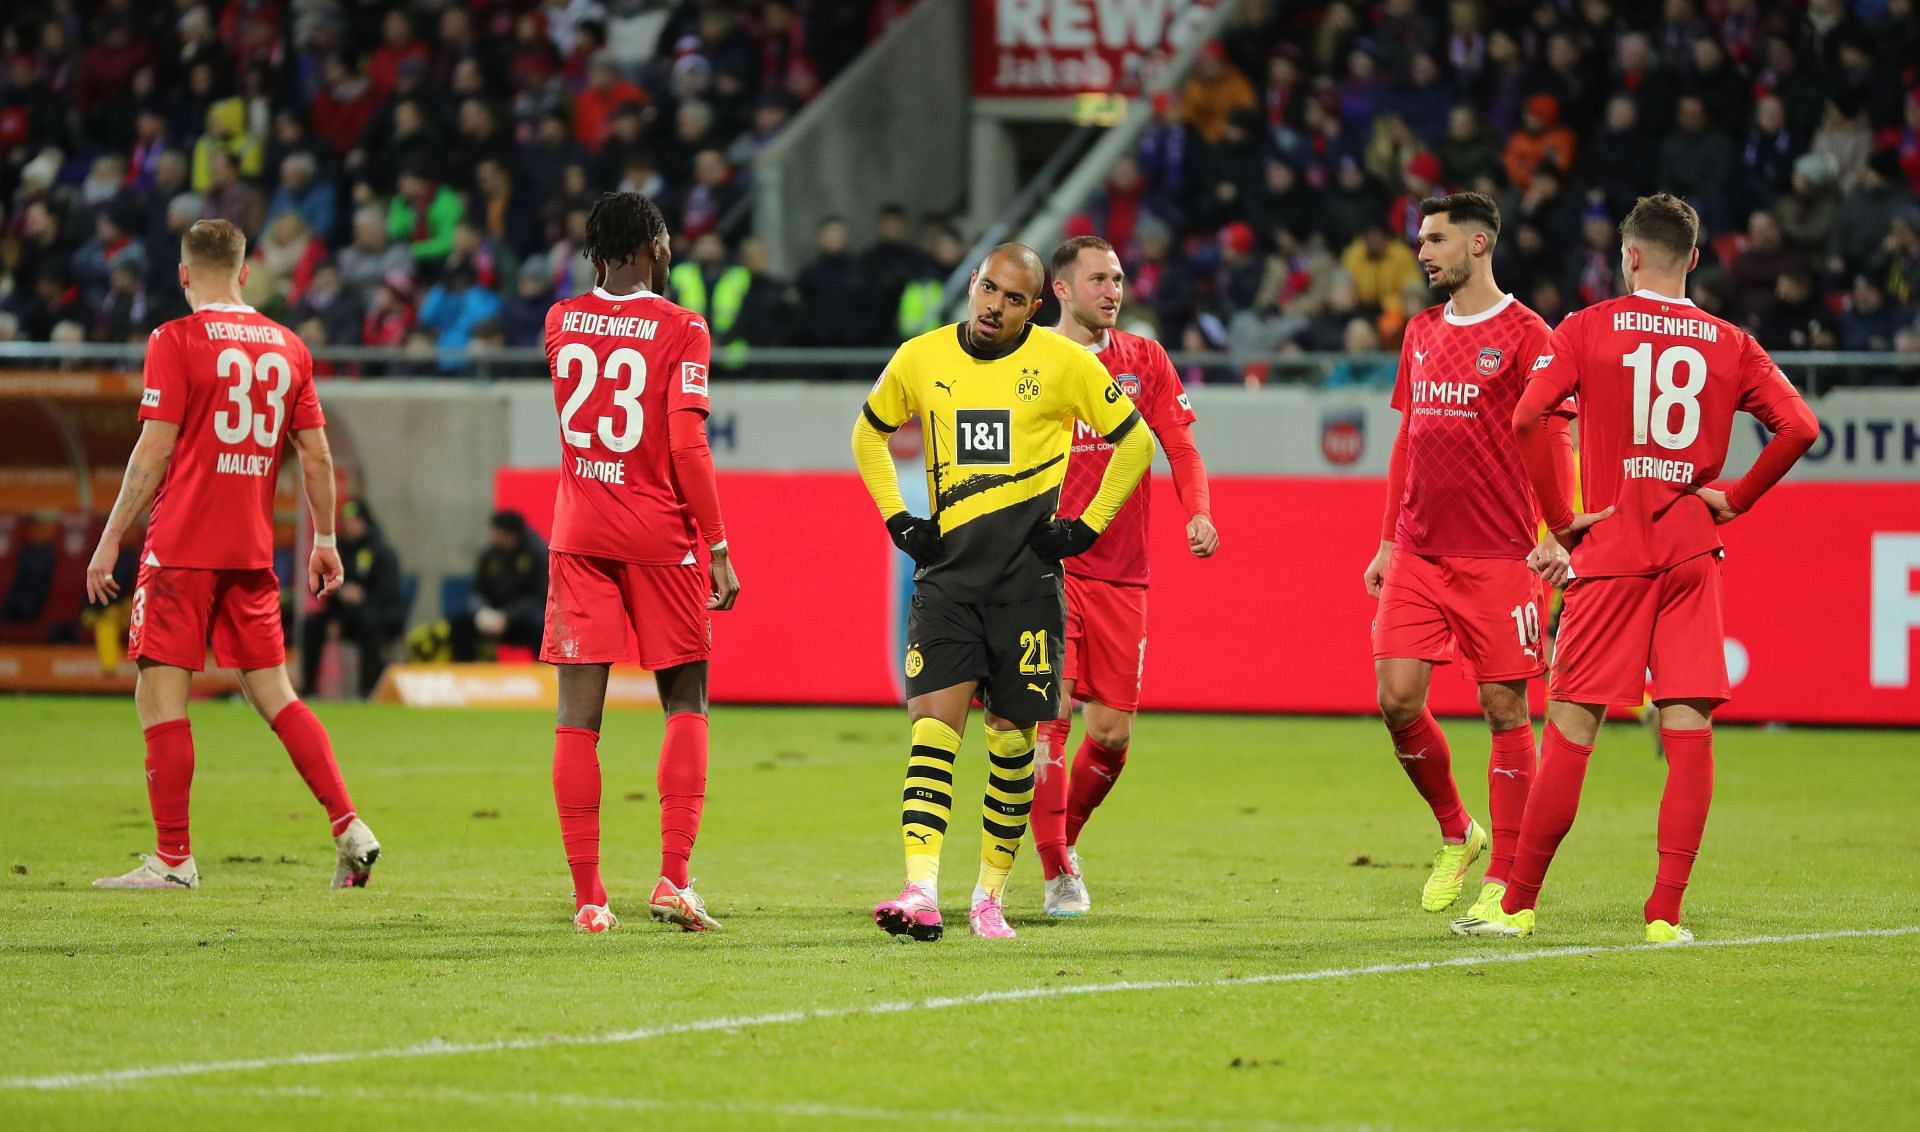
1062, 574, 1148, 713
1372, 551, 1546, 682
1551, 552, 1729, 707
127, 564, 285, 672
541, 551, 709, 670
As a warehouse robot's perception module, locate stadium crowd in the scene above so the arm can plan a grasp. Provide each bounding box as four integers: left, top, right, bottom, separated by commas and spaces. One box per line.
0, 0, 1917, 382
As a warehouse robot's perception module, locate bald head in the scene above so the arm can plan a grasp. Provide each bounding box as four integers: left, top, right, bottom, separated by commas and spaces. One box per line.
965, 242, 1048, 351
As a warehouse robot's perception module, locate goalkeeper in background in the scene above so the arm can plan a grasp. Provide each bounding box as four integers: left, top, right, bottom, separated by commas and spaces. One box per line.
851, 243, 1153, 942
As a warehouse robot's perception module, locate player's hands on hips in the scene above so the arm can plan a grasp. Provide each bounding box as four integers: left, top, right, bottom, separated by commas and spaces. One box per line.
1695, 486, 1740, 525
1528, 536, 1572, 588
1187, 514, 1219, 558
1363, 541, 1393, 598
1550, 505, 1616, 552
1029, 517, 1099, 561
309, 546, 344, 598
708, 546, 740, 611
85, 538, 121, 605
885, 512, 943, 567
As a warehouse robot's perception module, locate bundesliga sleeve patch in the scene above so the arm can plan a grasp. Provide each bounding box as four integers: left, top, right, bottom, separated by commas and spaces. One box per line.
1532, 355, 1554, 370
141, 387, 161, 408
682, 361, 709, 395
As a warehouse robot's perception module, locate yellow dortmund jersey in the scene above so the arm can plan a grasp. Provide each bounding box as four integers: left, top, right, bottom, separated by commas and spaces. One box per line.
863, 323, 1142, 601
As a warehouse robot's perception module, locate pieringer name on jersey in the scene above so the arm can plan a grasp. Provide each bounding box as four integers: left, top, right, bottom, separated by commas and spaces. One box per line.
558, 310, 660, 339
1622, 455, 1697, 483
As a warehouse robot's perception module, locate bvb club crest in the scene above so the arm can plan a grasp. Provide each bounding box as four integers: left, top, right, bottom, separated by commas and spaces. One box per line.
1477, 347, 1503, 375
905, 648, 924, 677
1017, 368, 1041, 402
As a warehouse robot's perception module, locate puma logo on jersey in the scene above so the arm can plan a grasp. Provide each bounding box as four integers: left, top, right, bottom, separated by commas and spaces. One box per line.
905, 831, 932, 844
1523, 647, 1540, 660
992, 845, 1016, 857
1491, 768, 1522, 778
933, 379, 956, 396
1397, 747, 1428, 763
1413, 349, 1428, 363
1087, 764, 1121, 783
1027, 682, 1052, 697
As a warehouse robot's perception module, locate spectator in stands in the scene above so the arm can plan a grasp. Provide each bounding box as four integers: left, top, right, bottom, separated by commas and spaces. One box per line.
576, 51, 647, 152
244, 212, 326, 311
1779, 153, 1842, 257
1340, 223, 1419, 322
1811, 95, 1873, 194
265, 153, 337, 244
1830, 152, 1918, 279
338, 206, 412, 299
796, 216, 865, 348
1738, 95, 1801, 218
1727, 211, 1807, 328
200, 150, 263, 237
1438, 105, 1500, 187
672, 149, 745, 243
858, 204, 933, 346
1584, 95, 1655, 221
1325, 316, 1395, 388
728, 94, 791, 170
363, 273, 417, 352
730, 236, 797, 355
1181, 43, 1256, 145
418, 264, 501, 374
290, 261, 365, 353
300, 500, 405, 699
70, 204, 148, 309
311, 55, 381, 160
1249, 158, 1315, 243
91, 261, 150, 343
1612, 32, 1674, 136
1842, 276, 1900, 352
446, 100, 515, 197
501, 256, 555, 349
671, 233, 737, 326
388, 163, 464, 266
1320, 157, 1386, 255
1658, 95, 1735, 231
1866, 214, 1920, 309
449, 511, 547, 662
1756, 269, 1839, 350
897, 224, 964, 341
1502, 95, 1576, 193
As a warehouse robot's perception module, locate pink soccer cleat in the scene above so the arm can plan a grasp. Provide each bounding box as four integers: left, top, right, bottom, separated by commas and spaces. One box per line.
968, 894, 1016, 940
873, 882, 943, 942
648, 877, 722, 932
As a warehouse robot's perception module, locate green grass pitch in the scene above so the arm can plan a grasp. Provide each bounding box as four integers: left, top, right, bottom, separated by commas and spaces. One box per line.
1, 697, 1916, 1130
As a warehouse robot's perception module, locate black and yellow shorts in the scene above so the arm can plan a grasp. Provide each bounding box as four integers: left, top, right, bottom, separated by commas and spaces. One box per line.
904, 588, 1065, 722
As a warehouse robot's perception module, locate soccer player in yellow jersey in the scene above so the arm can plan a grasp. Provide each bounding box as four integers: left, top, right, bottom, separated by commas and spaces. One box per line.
851, 243, 1154, 941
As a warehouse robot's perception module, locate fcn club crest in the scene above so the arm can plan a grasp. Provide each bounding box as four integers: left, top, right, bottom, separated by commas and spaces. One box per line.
1321, 411, 1365, 466
1116, 373, 1142, 398
1476, 347, 1503, 375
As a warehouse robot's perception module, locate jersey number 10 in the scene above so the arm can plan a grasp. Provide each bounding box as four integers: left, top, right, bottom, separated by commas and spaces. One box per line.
214, 348, 292, 447
1623, 342, 1706, 450
557, 342, 648, 453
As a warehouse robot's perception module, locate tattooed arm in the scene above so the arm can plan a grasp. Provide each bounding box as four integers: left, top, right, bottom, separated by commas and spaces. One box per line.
86, 420, 181, 604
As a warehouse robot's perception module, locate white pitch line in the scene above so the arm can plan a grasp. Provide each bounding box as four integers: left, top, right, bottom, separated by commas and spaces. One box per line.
7, 926, 1914, 1093
185, 1084, 1442, 1132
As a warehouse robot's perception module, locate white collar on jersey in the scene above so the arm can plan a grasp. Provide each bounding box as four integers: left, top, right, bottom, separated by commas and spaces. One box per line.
592, 286, 658, 301
199, 302, 257, 313
1441, 292, 1515, 326
1631, 288, 1695, 306
1084, 330, 1112, 355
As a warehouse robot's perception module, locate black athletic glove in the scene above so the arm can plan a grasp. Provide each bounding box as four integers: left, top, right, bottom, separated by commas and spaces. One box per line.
1028, 517, 1100, 561
885, 512, 943, 567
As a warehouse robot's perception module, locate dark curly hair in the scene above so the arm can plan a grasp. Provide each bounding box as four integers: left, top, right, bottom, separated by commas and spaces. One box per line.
582, 191, 668, 269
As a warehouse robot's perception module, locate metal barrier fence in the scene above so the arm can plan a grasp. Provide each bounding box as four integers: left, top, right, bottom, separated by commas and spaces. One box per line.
0, 343, 1912, 394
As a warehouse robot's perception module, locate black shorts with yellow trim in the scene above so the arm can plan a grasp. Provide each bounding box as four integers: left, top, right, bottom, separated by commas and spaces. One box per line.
904, 587, 1066, 723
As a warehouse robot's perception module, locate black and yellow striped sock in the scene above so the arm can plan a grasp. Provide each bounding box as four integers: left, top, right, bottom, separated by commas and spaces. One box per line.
978, 724, 1037, 899
903, 717, 960, 893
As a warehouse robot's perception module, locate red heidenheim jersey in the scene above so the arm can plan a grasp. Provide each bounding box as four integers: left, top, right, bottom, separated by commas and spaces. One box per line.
1526, 290, 1803, 577
1390, 295, 1556, 559
545, 286, 711, 565
1060, 329, 1195, 586
139, 304, 322, 570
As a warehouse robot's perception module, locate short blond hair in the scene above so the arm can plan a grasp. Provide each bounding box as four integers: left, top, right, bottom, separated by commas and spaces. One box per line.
182, 218, 246, 272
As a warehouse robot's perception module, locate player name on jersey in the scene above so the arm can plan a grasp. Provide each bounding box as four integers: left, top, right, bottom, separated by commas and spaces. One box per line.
203, 321, 288, 344
557, 310, 660, 339
1622, 455, 1697, 483
572, 455, 625, 484
215, 452, 274, 477
1610, 310, 1720, 341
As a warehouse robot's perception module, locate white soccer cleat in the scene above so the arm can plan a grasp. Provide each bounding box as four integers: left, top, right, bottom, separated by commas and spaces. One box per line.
649, 876, 722, 932
93, 854, 199, 890
574, 904, 619, 933
331, 818, 381, 889
1044, 872, 1090, 917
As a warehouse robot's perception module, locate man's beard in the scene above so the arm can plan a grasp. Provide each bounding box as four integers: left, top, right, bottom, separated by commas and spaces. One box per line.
1428, 261, 1470, 294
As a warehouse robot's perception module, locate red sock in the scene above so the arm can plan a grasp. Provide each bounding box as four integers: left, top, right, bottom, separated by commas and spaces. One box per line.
553, 726, 606, 909
1503, 723, 1594, 914
1646, 728, 1714, 925
144, 719, 194, 865
1387, 711, 1468, 841
1032, 719, 1073, 879
1063, 735, 1127, 847
658, 712, 708, 889
1485, 723, 1537, 885
270, 702, 356, 836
